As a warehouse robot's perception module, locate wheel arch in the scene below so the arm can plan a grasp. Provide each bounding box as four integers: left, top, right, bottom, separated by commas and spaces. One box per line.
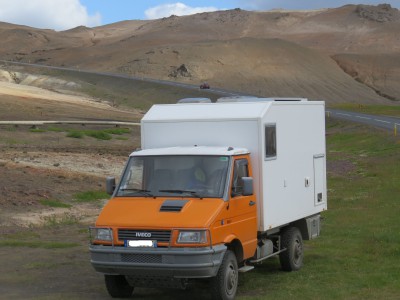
291, 219, 307, 239
225, 238, 244, 264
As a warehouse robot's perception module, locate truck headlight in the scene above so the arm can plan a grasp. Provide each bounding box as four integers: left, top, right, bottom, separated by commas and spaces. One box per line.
177, 231, 208, 244
90, 227, 113, 242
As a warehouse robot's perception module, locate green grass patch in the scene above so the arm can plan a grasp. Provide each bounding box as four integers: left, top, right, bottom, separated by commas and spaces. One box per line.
66, 127, 130, 140
6, 126, 17, 132
39, 199, 71, 208
73, 190, 109, 203
0, 240, 79, 249
42, 213, 80, 226
83, 130, 112, 140
29, 128, 46, 133
47, 126, 64, 132
103, 127, 130, 135
331, 103, 400, 117
4, 231, 41, 240
66, 130, 84, 138
23, 262, 59, 269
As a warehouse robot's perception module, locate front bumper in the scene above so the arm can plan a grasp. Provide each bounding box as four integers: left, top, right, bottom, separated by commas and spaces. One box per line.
90, 244, 227, 278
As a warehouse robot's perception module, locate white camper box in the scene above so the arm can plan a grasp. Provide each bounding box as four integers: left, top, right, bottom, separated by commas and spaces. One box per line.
141, 98, 327, 232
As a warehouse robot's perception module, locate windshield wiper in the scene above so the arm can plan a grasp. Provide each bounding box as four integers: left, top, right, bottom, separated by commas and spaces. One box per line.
119, 188, 153, 197
158, 189, 203, 198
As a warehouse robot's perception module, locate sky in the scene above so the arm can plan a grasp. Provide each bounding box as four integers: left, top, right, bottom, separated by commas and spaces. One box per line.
0, 0, 399, 31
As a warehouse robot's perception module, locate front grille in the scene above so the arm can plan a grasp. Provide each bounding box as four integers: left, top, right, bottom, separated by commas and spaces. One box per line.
118, 229, 171, 243
121, 253, 162, 264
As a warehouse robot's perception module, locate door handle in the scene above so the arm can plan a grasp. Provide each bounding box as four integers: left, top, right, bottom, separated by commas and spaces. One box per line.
249, 201, 255, 206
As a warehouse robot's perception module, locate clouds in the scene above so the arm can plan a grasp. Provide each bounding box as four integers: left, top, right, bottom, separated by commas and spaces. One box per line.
145, 2, 218, 19
0, 0, 101, 31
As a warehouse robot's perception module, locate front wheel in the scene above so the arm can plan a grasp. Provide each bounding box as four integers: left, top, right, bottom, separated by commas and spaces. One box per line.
279, 227, 304, 271
104, 275, 134, 298
211, 250, 238, 300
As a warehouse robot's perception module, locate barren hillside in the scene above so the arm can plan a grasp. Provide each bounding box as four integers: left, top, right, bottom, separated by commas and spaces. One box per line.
1, 4, 400, 104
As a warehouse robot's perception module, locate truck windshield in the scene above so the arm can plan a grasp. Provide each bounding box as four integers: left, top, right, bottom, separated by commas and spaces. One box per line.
116, 155, 230, 198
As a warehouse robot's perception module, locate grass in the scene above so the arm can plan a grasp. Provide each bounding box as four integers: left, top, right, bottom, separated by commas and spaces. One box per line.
0, 240, 79, 249
66, 127, 130, 140
235, 120, 400, 299
47, 126, 64, 132
0, 230, 79, 249
39, 199, 71, 208
103, 128, 130, 135
16, 125, 131, 141
42, 213, 80, 226
115, 136, 129, 141
73, 190, 109, 203
66, 130, 84, 138
1, 82, 398, 298
29, 128, 46, 133
83, 130, 112, 140
331, 103, 400, 117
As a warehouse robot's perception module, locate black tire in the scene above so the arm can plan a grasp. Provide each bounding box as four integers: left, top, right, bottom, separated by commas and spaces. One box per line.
104, 275, 134, 298
279, 227, 304, 271
211, 250, 238, 300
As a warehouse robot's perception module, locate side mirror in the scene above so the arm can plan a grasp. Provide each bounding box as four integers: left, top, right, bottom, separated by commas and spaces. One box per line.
242, 177, 253, 196
106, 176, 116, 195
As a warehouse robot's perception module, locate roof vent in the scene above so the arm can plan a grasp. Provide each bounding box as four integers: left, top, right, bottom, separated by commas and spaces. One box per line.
160, 200, 189, 212
216, 97, 308, 103
273, 98, 308, 102
217, 96, 259, 103
177, 98, 212, 104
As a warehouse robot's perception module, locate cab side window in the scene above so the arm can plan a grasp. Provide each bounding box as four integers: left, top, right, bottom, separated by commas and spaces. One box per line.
231, 159, 249, 197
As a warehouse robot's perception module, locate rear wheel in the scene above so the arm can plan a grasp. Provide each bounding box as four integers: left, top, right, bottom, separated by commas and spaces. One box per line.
104, 275, 134, 298
211, 250, 238, 300
279, 227, 304, 271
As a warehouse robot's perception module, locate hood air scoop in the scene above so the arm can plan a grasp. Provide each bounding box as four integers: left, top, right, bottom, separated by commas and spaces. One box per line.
160, 200, 189, 212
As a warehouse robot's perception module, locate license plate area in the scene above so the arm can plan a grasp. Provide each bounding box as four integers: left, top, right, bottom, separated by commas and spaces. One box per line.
124, 240, 157, 248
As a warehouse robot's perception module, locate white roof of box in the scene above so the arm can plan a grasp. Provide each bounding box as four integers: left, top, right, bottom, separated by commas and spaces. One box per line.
131, 146, 249, 157
142, 102, 273, 122
141, 100, 316, 123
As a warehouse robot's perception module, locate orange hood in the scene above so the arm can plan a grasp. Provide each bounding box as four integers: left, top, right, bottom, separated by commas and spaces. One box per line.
96, 197, 226, 229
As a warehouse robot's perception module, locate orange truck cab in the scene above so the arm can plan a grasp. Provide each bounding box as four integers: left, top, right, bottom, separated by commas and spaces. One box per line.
90, 98, 327, 299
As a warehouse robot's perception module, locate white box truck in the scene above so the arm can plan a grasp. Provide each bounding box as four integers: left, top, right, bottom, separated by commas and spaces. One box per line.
90, 98, 327, 300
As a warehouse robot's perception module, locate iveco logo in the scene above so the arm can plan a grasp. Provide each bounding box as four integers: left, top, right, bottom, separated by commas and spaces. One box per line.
136, 232, 151, 238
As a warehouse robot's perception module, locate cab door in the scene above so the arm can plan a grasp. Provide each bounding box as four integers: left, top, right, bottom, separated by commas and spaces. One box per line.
226, 156, 258, 259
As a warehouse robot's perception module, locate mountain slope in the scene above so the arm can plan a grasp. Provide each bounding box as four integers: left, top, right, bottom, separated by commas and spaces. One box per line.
0, 4, 399, 104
